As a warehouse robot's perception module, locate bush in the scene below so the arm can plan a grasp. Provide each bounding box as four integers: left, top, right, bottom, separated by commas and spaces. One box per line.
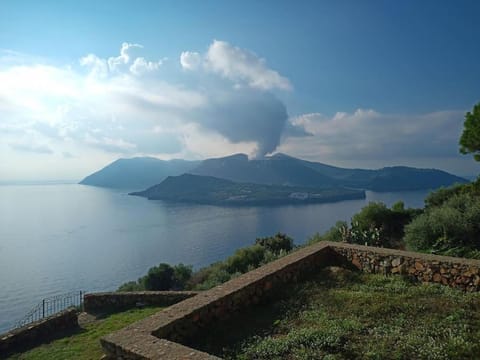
255, 233, 294, 254
307, 221, 348, 245
119, 233, 297, 292
350, 201, 421, 247
310, 202, 421, 248
142, 263, 175, 290
172, 263, 193, 289
117, 281, 144, 292
405, 193, 480, 257
224, 245, 267, 274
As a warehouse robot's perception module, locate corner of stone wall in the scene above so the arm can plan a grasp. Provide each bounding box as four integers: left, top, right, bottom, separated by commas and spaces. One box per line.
0, 308, 79, 357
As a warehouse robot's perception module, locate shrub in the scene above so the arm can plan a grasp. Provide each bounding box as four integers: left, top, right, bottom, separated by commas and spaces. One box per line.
255, 233, 294, 254
142, 263, 175, 290
224, 245, 267, 274
405, 193, 480, 257
117, 281, 143, 292
172, 263, 193, 289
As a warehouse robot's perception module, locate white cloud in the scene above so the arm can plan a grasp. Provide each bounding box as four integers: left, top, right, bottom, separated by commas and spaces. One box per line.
206, 40, 292, 90
84, 133, 137, 153
279, 109, 477, 174
79, 54, 108, 78
0, 41, 298, 180
129, 57, 163, 75
2, 41, 473, 180
81, 43, 163, 77
180, 51, 201, 70
107, 42, 142, 72
180, 40, 292, 91
9, 142, 53, 154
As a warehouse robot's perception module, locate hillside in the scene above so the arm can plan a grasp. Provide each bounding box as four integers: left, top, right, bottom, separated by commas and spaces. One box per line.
189, 153, 335, 188
79, 157, 199, 190
130, 174, 365, 206
189, 153, 468, 191
79, 153, 467, 192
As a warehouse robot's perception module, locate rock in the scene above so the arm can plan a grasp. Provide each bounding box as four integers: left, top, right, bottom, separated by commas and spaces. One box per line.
415, 261, 425, 271
352, 257, 362, 270
433, 273, 442, 282
391, 258, 402, 267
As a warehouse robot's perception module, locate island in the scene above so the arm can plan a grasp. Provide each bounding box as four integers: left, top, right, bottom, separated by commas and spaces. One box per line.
129, 174, 366, 206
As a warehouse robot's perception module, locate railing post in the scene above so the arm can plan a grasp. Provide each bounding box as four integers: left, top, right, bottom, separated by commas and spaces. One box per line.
42, 299, 45, 319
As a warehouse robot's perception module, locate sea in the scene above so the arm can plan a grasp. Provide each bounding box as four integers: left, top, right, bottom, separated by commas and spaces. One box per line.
0, 183, 429, 333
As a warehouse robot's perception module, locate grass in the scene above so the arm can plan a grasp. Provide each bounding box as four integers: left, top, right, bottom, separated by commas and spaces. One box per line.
186, 267, 480, 360
8, 306, 163, 360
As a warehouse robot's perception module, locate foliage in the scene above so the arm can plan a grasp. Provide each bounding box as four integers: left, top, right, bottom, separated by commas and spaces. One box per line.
9, 307, 163, 360
118, 233, 295, 292
118, 263, 192, 292
405, 192, 480, 258
189, 233, 294, 290
350, 201, 421, 246
255, 233, 294, 254
307, 221, 348, 245
308, 202, 421, 248
224, 245, 267, 274
459, 102, 480, 161
172, 263, 193, 289
424, 179, 480, 208
142, 263, 175, 290
117, 281, 143, 292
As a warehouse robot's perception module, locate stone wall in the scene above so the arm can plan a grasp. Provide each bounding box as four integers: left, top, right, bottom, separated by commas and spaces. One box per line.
0, 308, 78, 357
96, 242, 480, 359
101, 242, 336, 359
328, 242, 480, 291
84, 291, 199, 314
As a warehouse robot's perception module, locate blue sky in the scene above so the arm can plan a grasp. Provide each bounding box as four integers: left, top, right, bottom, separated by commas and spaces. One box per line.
1, 0, 479, 180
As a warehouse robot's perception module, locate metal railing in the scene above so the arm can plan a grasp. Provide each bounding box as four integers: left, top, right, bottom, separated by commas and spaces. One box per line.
14, 291, 84, 330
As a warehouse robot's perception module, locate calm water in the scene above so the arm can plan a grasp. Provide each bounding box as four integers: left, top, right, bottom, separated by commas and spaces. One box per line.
0, 184, 429, 332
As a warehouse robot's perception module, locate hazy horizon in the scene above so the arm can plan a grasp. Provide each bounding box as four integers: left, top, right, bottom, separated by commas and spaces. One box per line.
1, 151, 478, 185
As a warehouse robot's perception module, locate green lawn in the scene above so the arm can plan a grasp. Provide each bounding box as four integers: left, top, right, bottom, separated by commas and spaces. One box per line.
186, 267, 480, 360
8, 307, 163, 360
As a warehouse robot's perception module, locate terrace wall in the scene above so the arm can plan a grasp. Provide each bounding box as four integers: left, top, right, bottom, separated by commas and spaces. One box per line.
97, 242, 480, 359
0, 308, 78, 357
329, 242, 480, 291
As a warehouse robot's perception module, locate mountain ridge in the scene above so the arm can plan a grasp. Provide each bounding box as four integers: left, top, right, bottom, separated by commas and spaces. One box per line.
80, 153, 468, 192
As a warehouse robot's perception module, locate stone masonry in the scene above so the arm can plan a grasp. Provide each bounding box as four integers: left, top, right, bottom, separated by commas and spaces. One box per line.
100, 241, 480, 359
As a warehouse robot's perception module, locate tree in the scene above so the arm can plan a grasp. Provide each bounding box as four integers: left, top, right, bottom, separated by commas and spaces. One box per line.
460, 102, 480, 161
255, 233, 294, 254
172, 264, 193, 289
142, 263, 175, 290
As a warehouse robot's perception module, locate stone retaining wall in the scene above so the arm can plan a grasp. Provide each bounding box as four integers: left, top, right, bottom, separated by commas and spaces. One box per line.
0, 308, 78, 357
328, 242, 480, 291
97, 242, 480, 359
84, 291, 199, 314
101, 242, 336, 359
